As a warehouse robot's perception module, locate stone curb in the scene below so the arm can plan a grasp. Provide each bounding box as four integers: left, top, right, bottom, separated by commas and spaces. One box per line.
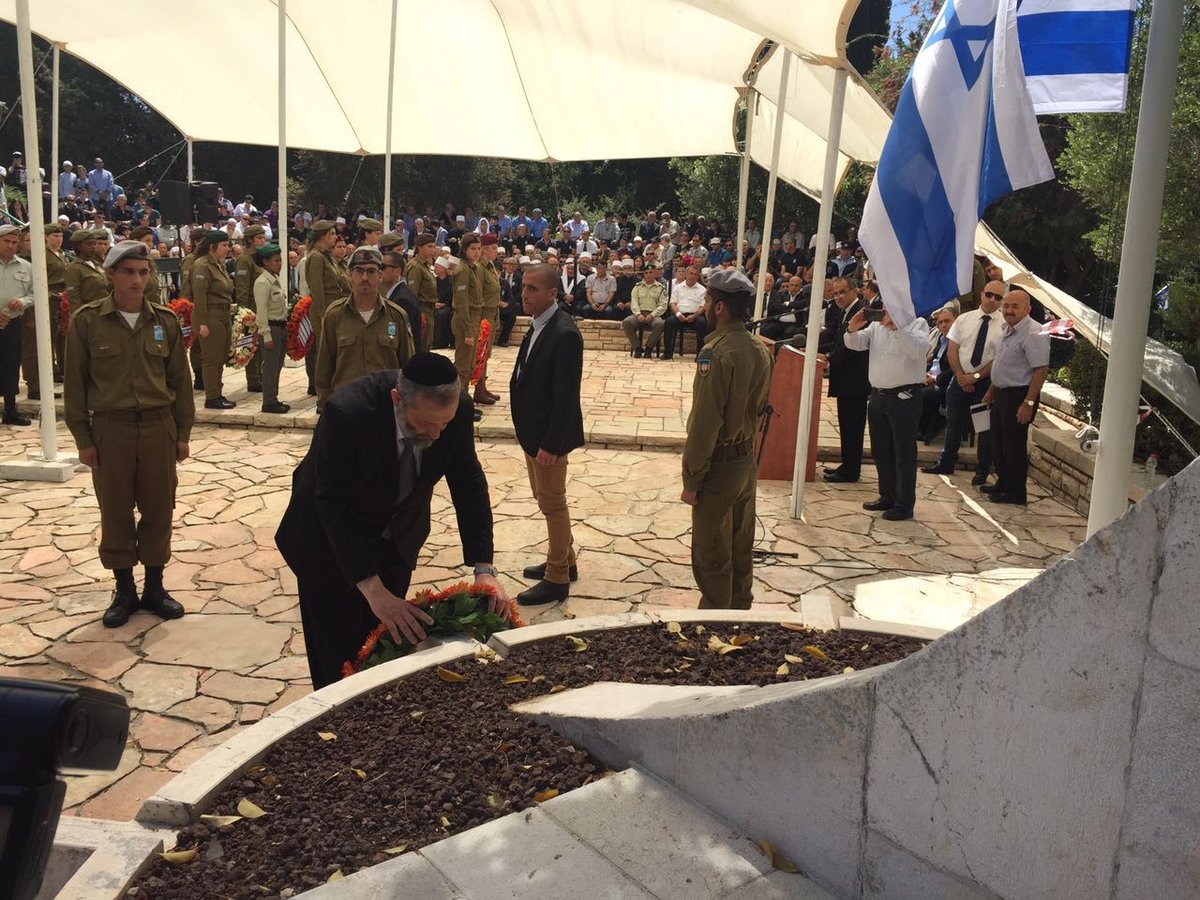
836, 616, 947, 642
46, 816, 170, 900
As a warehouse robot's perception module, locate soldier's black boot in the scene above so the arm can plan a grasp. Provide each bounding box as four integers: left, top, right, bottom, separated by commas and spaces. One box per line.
3, 394, 31, 426
140, 566, 185, 620
102, 569, 141, 628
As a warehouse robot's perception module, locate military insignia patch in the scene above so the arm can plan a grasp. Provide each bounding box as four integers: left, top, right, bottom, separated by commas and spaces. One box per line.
697, 351, 712, 377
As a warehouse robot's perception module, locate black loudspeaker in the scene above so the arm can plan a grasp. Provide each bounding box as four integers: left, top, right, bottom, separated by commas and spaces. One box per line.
190, 182, 220, 224
156, 181, 192, 226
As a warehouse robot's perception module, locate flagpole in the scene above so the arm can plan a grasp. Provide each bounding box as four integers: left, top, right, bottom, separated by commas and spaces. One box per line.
791, 67, 847, 518
1087, 0, 1185, 536
753, 49, 791, 321
735, 90, 756, 270
382, 0, 398, 236
278, 0, 288, 296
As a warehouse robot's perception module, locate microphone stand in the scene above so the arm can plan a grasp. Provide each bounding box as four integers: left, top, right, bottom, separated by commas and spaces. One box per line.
752, 403, 799, 561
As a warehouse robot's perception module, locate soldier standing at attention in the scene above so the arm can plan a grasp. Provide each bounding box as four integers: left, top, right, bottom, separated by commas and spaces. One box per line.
234, 223, 267, 394
0, 224, 33, 426
252, 243, 290, 415
303, 220, 347, 396
314, 246, 414, 411
65, 229, 109, 317
404, 233, 439, 351
180, 232, 207, 390
20, 223, 67, 400
192, 230, 236, 409
63, 240, 195, 627
357, 217, 383, 248
451, 233, 483, 399
681, 269, 773, 609
474, 233, 502, 406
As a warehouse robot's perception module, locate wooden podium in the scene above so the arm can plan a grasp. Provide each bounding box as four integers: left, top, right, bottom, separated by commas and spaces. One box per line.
757, 343, 826, 482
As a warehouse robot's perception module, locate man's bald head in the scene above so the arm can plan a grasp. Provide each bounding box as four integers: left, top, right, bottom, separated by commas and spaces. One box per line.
981, 279, 1007, 313
1001, 288, 1032, 325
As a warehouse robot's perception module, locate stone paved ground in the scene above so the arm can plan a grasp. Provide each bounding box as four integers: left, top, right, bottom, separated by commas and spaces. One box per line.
0, 350, 1085, 823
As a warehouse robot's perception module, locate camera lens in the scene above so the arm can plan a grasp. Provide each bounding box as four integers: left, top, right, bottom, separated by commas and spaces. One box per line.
64, 708, 91, 758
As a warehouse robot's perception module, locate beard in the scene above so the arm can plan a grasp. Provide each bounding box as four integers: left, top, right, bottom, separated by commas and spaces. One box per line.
705, 305, 717, 330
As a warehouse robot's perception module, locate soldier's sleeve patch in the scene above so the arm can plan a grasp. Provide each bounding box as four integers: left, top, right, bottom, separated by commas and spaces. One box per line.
697, 349, 713, 377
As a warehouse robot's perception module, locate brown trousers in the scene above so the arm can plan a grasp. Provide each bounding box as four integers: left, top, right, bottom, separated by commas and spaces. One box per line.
452, 310, 482, 392
244, 336, 263, 391
419, 307, 435, 352
479, 307, 499, 383
525, 452, 576, 583
20, 303, 58, 395
90, 408, 178, 570
201, 304, 231, 401
691, 455, 757, 609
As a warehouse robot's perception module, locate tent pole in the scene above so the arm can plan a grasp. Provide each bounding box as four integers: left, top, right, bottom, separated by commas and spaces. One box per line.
753, 50, 790, 321
735, 90, 756, 270
1087, 0, 1184, 536
383, 0, 399, 235
16, 0, 58, 464
51, 45, 59, 209
790, 67, 847, 519
278, 0, 287, 293
186, 139, 193, 183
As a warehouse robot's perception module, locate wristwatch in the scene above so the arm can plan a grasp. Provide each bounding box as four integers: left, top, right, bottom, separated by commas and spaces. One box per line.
972, 371, 981, 381
473, 564, 499, 578
1023, 400, 1035, 407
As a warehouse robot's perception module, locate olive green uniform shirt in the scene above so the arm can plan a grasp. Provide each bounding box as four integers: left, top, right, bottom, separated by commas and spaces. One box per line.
64, 258, 109, 314
233, 251, 263, 309
46, 247, 68, 293
63, 295, 195, 450
631, 281, 669, 318
480, 262, 501, 311
179, 251, 200, 300
304, 248, 348, 322
682, 321, 773, 491
451, 260, 482, 336
190, 255, 234, 327
315, 295, 414, 405
142, 259, 162, 307
404, 257, 439, 311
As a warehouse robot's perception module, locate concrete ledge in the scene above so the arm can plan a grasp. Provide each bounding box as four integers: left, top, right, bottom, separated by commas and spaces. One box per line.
836, 617, 947, 642
643, 608, 809, 626
0, 456, 80, 482
42, 816, 168, 900
487, 612, 653, 654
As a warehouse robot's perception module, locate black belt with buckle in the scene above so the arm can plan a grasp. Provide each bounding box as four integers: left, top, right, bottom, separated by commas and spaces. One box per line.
873, 383, 922, 396
268, 320, 287, 326
93, 407, 172, 423
712, 438, 754, 461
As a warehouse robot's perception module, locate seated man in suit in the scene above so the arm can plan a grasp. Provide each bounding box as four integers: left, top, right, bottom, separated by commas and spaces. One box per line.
761, 274, 809, 342
919, 306, 957, 443
276, 353, 508, 688
511, 263, 585, 606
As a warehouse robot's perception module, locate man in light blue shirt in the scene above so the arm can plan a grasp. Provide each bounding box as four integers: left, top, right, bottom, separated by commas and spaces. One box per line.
58, 161, 77, 200
86, 158, 115, 216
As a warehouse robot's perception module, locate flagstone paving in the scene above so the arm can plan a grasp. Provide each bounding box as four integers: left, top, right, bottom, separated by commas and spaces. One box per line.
0, 353, 1086, 823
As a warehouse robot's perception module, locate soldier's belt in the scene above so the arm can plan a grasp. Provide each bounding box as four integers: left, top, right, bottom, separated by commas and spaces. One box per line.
711, 438, 754, 461
91, 407, 172, 423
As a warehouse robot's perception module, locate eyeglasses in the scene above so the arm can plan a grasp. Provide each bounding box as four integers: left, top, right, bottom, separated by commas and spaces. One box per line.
350, 266, 379, 276
982, 290, 1004, 300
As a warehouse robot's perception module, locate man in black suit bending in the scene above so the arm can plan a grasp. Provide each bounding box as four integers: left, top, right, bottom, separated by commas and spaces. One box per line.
511, 263, 585, 606
276, 354, 508, 688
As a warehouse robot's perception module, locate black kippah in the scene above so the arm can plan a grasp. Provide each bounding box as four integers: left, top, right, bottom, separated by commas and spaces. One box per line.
402, 352, 458, 386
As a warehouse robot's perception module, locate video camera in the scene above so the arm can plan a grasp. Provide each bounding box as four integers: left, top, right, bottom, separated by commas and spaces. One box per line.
0, 679, 129, 900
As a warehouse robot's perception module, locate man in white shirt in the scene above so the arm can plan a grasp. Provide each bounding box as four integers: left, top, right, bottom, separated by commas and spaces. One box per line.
593, 211, 619, 245
661, 265, 707, 360
743, 218, 762, 250
581, 259, 617, 319
574, 230, 598, 256
58, 161, 77, 200
566, 211, 589, 240
922, 279, 1005, 486
233, 195, 258, 218
844, 308, 930, 520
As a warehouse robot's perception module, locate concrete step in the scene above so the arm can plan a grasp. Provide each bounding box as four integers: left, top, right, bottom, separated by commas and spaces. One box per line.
298, 768, 834, 899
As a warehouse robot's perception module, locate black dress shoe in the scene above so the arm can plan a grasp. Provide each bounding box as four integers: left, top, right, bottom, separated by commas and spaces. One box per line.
3, 413, 32, 427
307, 385, 317, 396
979, 483, 997, 494
27, 390, 39, 401
882, 507, 914, 521
971, 473, 989, 486
522, 563, 579, 582
102, 584, 141, 628
193, 376, 204, 391
987, 493, 1027, 505
517, 579, 570, 606
633, 346, 644, 358
922, 463, 954, 475
862, 498, 892, 511
472, 408, 483, 422
204, 397, 236, 410
140, 585, 185, 620
262, 401, 291, 414
822, 471, 858, 484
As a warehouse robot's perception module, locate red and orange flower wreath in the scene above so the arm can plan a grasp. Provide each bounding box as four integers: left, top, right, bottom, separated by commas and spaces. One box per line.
342, 581, 523, 678
470, 317, 492, 385
286, 296, 314, 360
57, 291, 70, 337
167, 298, 195, 350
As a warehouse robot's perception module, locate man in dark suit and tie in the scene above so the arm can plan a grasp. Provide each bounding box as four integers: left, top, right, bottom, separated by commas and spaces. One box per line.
276, 353, 508, 688
511, 263, 585, 606
498, 256, 522, 346
380, 247, 422, 350
820, 276, 870, 483
919, 306, 957, 443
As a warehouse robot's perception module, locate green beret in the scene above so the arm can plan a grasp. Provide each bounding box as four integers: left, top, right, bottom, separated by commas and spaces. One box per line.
44, 223, 62, 235
358, 218, 383, 232
243, 224, 265, 239
256, 243, 282, 259
206, 229, 229, 244
310, 219, 336, 234
378, 233, 404, 249
69, 229, 97, 244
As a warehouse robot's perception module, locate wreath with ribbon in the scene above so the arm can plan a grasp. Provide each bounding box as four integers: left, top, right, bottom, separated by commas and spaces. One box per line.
57, 291, 70, 338
470, 317, 492, 384
168, 298, 195, 350
286, 295, 314, 360
228, 305, 259, 368
342, 581, 523, 678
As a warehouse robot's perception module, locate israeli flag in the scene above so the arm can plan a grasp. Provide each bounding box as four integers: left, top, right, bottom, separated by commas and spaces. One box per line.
860, 0, 1054, 326
1018, 0, 1137, 114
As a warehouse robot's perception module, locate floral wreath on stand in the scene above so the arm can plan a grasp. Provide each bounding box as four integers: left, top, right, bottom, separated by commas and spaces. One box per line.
228, 305, 259, 368
342, 581, 523, 678
286, 296, 314, 360
57, 292, 70, 338
168, 298, 195, 350
470, 318, 492, 385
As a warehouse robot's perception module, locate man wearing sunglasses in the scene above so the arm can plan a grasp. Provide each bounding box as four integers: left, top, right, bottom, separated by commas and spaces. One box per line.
922, 280, 1006, 485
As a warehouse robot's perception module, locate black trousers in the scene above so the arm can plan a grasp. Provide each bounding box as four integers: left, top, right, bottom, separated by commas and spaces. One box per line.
832, 393, 868, 479
297, 552, 414, 690
433, 305, 454, 349
662, 314, 708, 358
918, 382, 946, 440
0, 314, 22, 396
867, 386, 921, 513
990, 386, 1034, 501
938, 377, 992, 475
497, 302, 518, 345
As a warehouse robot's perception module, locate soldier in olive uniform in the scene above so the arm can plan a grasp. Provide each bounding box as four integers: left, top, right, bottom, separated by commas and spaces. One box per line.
404, 233, 440, 351
303, 220, 349, 395
475, 233, 502, 405
234, 224, 267, 393
358, 217, 383, 247
681, 269, 773, 609
179, 232, 207, 390
192, 230, 236, 408
63, 241, 195, 627
129, 226, 162, 308
314, 247, 414, 410
20, 223, 67, 400
65, 229, 110, 316
452, 233, 483, 396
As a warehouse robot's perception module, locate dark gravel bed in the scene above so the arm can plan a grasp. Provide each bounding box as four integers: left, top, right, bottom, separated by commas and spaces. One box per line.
129, 622, 925, 899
